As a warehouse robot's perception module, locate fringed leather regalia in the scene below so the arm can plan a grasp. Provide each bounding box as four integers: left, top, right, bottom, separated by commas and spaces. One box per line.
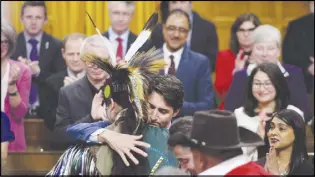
47, 12, 177, 176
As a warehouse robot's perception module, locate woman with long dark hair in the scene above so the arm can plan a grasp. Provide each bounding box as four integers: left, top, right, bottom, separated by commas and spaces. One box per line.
234, 62, 304, 161
215, 13, 261, 109
258, 109, 314, 175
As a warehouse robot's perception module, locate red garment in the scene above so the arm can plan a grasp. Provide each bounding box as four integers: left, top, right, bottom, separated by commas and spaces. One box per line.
226, 162, 271, 176
214, 49, 236, 109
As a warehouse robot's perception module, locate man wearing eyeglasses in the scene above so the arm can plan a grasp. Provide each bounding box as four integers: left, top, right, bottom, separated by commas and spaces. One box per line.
161, 9, 214, 117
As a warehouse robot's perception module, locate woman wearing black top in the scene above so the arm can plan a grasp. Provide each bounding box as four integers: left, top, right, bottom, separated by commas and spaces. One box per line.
257, 109, 314, 175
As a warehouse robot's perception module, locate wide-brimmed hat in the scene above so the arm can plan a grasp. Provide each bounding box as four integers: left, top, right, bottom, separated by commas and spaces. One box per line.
183, 110, 264, 150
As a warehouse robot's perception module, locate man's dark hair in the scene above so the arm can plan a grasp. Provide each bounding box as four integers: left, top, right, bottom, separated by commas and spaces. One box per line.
148, 75, 184, 112
168, 116, 193, 148
163, 9, 191, 29
21, 1, 47, 18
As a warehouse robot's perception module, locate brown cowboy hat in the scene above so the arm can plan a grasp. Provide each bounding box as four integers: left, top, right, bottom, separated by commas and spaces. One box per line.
182, 110, 264, 150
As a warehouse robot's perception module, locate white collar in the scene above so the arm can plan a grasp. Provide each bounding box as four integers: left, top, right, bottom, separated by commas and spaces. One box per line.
67, 67, 86, 78
199, 154, 251, 175
247, 61, 289, 77
108, 27, 130, 41
163, 44, 184, 59
24, 31, 43, 43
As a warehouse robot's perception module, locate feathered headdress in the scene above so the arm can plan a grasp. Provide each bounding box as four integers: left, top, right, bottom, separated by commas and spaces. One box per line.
81, 12, 166, 128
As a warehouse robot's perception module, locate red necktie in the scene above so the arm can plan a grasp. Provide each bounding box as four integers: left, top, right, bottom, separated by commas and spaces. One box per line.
116, 37, 123, 63
168, 55, 176, 75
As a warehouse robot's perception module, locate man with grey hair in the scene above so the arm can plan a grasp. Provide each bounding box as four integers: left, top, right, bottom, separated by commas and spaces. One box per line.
103, 1, 137, 63
224, 24, 312, 124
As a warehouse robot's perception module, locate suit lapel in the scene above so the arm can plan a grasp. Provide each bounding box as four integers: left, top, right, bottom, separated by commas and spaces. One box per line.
176, 47, 190, 82
127, 32, 137, 51
39, 32, 51, 69
77, 76, 93, 105
103, 31, 109, 39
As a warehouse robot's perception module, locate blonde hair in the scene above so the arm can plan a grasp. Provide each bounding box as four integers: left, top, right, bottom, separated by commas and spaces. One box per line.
251, 24, 281, 48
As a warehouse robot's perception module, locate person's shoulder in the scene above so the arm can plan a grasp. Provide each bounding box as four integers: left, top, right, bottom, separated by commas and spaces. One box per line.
282, 63, 303, 74
60, 76, 84, 93
46, 70, 67, 83
227, 161, 271, 175
188, 48, 208, 62
289, 14, 314, 27
43, 32, 62, 45
193, 11, 215, 28
218, 49, 235, 59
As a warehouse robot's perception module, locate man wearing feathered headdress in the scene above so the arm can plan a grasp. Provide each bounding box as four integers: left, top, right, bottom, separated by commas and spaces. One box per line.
48, 13, 185, 175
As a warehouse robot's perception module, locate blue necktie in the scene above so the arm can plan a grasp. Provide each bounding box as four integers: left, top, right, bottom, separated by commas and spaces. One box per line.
28, 39, 39, 105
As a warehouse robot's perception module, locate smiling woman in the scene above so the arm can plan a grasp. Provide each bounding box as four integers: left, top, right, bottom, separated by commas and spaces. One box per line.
257, 109, 314, 175
234, 62, 304, 161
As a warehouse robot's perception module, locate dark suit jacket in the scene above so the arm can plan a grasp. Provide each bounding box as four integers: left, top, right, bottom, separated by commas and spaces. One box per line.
164, 46, 214, 116
41, 70, 68, 131
53, 76, 96, 148
224, 64, 312, 123
151, 11, 219, 71
11, 32, 66, 117
283, 14, 314, 93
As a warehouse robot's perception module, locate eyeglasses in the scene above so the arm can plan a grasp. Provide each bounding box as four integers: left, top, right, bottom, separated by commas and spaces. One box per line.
165, 25, 189, 35
86, 62, 99, 69
237, 27, 256, 33
253, 82, 274, 89
1, 40, 9, 46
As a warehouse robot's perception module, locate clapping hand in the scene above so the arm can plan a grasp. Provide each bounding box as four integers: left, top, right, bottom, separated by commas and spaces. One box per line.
8, 64, 20, 85
18, 56, 40, 76
264, 146, 280, 175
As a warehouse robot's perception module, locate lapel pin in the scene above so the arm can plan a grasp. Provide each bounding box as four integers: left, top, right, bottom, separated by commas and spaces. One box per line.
45, 41, 49, 49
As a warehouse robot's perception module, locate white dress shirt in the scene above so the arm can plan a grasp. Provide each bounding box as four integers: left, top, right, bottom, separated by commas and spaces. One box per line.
163, 44, 184, 75
199, 154, 251, 175
108, 27, 130, 57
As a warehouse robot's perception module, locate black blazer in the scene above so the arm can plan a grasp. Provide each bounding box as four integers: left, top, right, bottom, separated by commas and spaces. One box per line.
150, 11, 219, 71
11, 32, 66, 117
257, 157, 314, 175
41, 70, 68, 131
53, 76, 96, 148
283, 14, 314, 93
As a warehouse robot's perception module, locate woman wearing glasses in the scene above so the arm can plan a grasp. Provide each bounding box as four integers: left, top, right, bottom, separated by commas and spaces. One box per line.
215, 13, 261, 109
225, 24, 312, 124
1, 21, 32, 152
234, 62, 304, 161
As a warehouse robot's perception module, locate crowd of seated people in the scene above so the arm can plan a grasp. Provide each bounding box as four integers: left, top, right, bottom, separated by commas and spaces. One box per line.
1, 1, 314, 175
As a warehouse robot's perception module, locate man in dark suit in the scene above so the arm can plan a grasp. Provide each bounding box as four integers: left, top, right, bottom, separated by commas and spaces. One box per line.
11, 1, 66, 118
283, 1, 314, 116
102, 1, 137, 63
161, 9, 214, 117
42, 33, 87, 131
52, 35, 110, 149
151, 1, 218, 71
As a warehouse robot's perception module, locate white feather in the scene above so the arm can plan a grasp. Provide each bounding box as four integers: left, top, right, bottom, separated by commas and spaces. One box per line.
95, 28, 117, 66
124, 30, 151, 63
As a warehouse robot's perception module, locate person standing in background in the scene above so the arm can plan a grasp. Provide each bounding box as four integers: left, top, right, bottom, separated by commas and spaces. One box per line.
42, 33, 87, 131
11, 1, 65, 119
1, 20, 32, 152
282, 1, 314, 117
215, 13, 261, 109
151, 1, 218, 71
